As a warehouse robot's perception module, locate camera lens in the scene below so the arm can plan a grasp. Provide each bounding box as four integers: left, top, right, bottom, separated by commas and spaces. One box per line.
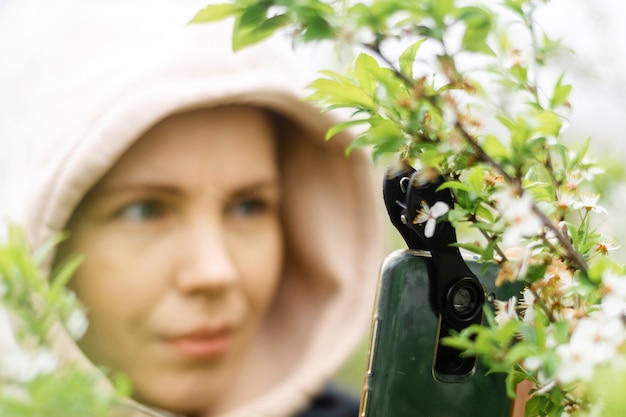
445, 277, 484, 323
452, 286, 474, 315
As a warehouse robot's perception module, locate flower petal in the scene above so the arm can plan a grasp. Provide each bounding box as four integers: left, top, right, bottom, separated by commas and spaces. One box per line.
424, 218, 436, 238
430, 201, 449, 218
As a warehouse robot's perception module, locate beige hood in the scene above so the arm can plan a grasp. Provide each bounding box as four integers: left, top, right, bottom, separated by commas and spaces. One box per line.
0, 1, 383, 417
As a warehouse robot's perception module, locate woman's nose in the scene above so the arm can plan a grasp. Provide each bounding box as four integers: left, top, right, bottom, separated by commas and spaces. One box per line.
175, 223, 238, 293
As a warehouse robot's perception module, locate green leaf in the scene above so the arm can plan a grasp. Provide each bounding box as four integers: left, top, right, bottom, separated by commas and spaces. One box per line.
428, 0, 456, 26
437, 180, 472, 192
353, 53, 379, 97
509, 115, 531, 150
189, 3, 237, 24
569, 137, 591, 166
505, 370, 525, 398
232, 7, 290, 50
303, 15, 334, 41
460, 7, 495, 55
32, 231, 67, 265
466, 166, 485, 192
238, 4, 268, 28
552, 319, 571, 345
369, 117, 403, 140
325, 119, 368, 141
549, 73, 572, 109
510, 64, 528, 84
504, 0, 525, 16
524, 181, 553, 203
496, 115, 515, 133
363, 118, 406, 159
307, 77, 375, 109
49, 255, 84, 297
482, 134, 509, 159
475, 203, 496, 223
112, 372, 134, 398
533, 110, 562, 136
399, 39, 426, 80
524, 395, 542, 417
455, 242, 484, 255
587, 256, 623, 285
439, 335, 476, 352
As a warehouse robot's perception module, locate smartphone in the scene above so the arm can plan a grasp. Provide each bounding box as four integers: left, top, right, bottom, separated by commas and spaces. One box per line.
358, 249, 522, 417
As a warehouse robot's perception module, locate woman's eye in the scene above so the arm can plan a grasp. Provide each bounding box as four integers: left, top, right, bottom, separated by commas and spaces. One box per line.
118, 201, 162, 221
231, 198, 268, 217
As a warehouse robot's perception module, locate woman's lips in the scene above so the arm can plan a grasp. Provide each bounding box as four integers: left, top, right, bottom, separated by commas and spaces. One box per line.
167, 328, 232, 359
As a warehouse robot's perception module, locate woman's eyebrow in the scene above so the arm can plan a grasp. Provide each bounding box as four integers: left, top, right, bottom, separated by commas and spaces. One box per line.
82, 183, 184, 206
229, 180, 282, 199
233, 178, 280, 191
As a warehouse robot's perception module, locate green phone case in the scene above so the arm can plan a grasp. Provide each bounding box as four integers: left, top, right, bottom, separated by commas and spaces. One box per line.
359, 249, 522, 417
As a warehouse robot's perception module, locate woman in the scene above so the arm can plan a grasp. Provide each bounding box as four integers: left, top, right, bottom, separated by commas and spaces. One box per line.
0, 1, 383, 416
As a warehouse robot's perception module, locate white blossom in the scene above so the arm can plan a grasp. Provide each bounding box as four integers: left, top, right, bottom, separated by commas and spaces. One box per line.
567, 152, 605, 182
555, 315, 626, 384
0, 305, 60, 382
572, 192, 607, 214
595, 237, 620, 255
565, 171, 584, 190
493, 189, 543, 247
600, 271, 626, 318
555, 267, 576, 295
65, 308, 89, 340
555, 341, 596, 384
0, 347, 58, 382
520, 288, 537, 322
413, 200, 449, 238
523, 355, 542, 372
494, 296, 518, 326
580, 165, 605, 182
602, 270, 626, 299
534, 379, 557, 396
555, 191, 577, 212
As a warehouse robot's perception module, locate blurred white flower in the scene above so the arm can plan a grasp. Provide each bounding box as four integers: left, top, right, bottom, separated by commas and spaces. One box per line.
65, 308, 88, 340
0, 347, 58, 382
413, 200, 449, 238
520, 288, 537, 322
555, 341, 596, 384
1, 305, 60, 383
534, 379, 557, 396
493, 189, 543, 247
555, 190, 577, 212
572, 192, 607, 214
494, 296, 518, 326
564, 171, 584, 191
602, 270, 626, 299
523, 355, 542, 372
550, 262, 576, 295
556, 315, 625, 384
580, 165, 605, 182
496, 245, 533, 284
600, 271, 626, 318
567, 152, 605, 182
594, 237, 620, 255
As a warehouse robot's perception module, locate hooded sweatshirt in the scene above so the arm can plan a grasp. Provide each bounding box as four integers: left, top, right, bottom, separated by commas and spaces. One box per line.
0, 1, 383, 417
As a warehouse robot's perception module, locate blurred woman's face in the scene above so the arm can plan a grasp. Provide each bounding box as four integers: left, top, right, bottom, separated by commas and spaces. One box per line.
63, 106, 283, 415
